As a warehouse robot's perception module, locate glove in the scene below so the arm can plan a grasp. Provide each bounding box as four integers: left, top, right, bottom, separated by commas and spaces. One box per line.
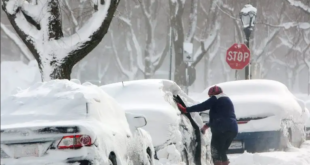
201, 124, 209, 134
177, 103, 187, 113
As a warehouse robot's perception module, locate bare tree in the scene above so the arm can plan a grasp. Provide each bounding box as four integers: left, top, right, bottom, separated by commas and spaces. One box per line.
2, 0, 120, 81
113, 0, 169, 79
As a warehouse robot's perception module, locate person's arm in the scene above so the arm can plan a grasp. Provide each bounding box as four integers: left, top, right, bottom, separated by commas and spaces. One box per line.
186, 96, 217, 113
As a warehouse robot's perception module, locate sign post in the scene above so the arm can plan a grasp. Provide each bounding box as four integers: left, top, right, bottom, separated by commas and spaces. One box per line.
226, 43, 251, 79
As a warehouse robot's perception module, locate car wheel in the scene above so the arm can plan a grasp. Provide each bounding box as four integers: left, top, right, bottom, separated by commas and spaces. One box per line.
109, 153, 117, 165
181, 148, 189, 165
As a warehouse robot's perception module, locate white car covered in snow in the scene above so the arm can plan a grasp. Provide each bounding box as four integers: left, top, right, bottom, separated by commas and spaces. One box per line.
101, 79, 212, 165
1, 80, 154, 165
197, 80, 309, 153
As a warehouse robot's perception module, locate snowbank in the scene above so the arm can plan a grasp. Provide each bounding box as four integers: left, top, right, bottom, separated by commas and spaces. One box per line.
228, 141, 310, 165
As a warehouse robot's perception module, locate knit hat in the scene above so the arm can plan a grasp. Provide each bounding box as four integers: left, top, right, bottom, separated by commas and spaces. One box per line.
208, 85, 223, 96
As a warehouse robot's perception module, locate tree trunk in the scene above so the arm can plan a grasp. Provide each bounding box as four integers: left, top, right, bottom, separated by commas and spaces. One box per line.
144, 12, 154, 79
2, 0, 120, 81
170, 0, 185, 85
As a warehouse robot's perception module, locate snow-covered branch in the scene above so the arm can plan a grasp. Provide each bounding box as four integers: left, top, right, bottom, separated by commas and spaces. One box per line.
110, 32, 137, 80
62, 0, 120, 66
0, 23, 34, 61
185, 0, 198, 42
2, 0, 39, 59
153, 26, 170, 71
254, 29, 281, 62
110, 32, 132, 79
117, 16, 144, 72
62, 0, 78, 31
286, 0, 310, 14
192, 28, 218, 67
192, 0, 220, 67
2, 0, 120, 81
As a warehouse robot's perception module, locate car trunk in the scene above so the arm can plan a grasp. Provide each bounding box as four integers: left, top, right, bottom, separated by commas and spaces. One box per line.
1, 125, 81, 159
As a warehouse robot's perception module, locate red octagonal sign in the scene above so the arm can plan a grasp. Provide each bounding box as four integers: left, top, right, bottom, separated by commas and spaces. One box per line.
226, 43, 251, 70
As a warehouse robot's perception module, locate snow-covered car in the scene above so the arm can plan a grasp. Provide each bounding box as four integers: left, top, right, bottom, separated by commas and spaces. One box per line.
0, 80, 154, 165
197, 80, 309, 153
101, 79, 212, 165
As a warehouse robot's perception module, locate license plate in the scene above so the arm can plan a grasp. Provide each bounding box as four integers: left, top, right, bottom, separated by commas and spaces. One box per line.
13, 144, 39, 158
229, 141, 243, 149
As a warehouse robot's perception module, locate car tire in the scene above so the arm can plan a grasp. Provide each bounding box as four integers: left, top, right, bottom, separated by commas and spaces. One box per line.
109, 153, 117, 165
181, 148, 189, 165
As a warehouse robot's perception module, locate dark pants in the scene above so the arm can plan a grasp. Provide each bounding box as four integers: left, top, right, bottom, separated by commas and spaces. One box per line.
211, 131, 237, 162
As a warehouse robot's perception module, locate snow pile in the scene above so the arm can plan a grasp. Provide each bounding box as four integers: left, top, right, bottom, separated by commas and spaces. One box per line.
228, 141, 310, 165
1, 60, 40, 102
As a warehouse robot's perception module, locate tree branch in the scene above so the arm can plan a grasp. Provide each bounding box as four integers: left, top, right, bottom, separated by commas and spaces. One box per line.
2, 0, 39, 60
285, 0, 310, 14
0, 23, 34, 61
110, 32, 133, 80
62, 0, 78, 32
62, 0, 120, 69
254, 29, 281, 62
154, 26, 170, 71
117, 15, 144, 72
46, 0, 63, 40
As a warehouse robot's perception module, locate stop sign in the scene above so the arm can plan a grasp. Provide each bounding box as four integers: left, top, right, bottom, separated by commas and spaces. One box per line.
226, 43, 251, 70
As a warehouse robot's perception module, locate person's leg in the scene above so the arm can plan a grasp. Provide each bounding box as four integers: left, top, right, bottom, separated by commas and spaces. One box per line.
222, 131, 238, 164
211, 131, 226, 164
211, 132, 221, 162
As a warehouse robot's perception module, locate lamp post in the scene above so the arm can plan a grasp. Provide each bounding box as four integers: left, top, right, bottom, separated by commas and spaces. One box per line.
240, 4, 257, 80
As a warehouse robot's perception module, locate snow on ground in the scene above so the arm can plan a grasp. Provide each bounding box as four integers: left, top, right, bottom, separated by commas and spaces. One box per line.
228, 141, 310, 165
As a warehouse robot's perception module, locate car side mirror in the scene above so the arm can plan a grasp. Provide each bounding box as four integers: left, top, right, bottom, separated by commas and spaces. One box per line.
125, 113, 147, 129
200, 112, 209, 123
132, 116, 147, 128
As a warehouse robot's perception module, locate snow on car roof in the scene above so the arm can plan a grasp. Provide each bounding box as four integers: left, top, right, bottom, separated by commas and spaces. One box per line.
101, 79, 196, 111
1, 80, 129, 131
198, 80, 303, 119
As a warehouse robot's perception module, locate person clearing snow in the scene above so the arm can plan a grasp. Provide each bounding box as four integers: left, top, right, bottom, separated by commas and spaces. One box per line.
176, 86, 238, 165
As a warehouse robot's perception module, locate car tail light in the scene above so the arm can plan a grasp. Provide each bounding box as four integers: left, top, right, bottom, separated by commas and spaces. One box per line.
57, 135, 92, 149
237, 120, 249, 124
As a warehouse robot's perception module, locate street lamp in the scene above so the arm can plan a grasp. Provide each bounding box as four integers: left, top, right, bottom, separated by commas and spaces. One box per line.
240, 4, 257, 80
